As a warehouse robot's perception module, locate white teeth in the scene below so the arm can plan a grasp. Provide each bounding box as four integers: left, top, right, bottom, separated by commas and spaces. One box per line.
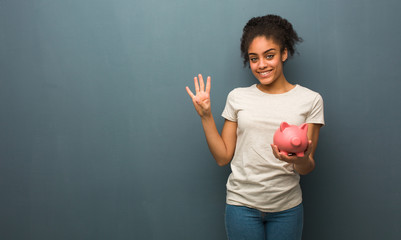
260, 70, 271, 76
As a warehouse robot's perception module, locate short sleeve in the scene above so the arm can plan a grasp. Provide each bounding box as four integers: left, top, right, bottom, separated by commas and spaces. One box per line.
222, 90, 238, 122
306, 93, 325, 125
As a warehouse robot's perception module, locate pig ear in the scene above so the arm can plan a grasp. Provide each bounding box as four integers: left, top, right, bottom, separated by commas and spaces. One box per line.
280, 122, 290, 132
300, 123, 308, 131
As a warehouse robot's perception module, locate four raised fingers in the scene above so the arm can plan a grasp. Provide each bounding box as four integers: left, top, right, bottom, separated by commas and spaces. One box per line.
187, 74, 211, 97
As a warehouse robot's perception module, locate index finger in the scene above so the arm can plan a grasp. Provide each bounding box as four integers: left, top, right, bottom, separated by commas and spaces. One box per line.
185, 86, 195, 98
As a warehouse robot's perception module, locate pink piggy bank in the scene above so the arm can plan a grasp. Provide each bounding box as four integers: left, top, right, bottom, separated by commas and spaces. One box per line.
273, 122, 308, 157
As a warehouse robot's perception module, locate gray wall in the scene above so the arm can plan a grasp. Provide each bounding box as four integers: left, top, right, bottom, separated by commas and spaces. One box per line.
1, 0, 400, 239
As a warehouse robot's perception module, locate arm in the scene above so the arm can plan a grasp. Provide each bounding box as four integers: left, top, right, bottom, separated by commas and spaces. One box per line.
271, 123, 322, 175
200, 117, 237, 166
186, 74, 237, 166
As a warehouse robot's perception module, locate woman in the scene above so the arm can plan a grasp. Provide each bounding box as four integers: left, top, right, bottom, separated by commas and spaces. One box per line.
186, 14, 324, 240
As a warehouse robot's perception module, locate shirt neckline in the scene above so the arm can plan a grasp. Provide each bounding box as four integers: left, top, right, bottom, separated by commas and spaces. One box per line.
252, 84, 299, 96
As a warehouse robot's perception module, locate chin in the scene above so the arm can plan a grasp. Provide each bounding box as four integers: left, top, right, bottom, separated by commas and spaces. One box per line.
257, 77, 275, 86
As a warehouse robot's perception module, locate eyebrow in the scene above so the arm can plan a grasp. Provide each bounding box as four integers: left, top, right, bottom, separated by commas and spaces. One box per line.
248, 48, 276, 56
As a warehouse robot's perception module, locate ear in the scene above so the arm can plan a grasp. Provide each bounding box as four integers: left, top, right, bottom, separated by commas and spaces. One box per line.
282, 48, 288, 62
300, 123, 308, 132
280, 122, 290, 132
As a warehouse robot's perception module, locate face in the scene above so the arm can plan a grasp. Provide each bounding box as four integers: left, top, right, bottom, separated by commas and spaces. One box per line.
248, 36, 288, 87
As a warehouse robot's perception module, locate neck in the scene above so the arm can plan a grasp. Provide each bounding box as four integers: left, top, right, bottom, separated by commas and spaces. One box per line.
257, 76, 294, 94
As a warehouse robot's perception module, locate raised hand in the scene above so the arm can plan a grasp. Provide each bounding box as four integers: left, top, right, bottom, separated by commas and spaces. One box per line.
186, 74, 211, 118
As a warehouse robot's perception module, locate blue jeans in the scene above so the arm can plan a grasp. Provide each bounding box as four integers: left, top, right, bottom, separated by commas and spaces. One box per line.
225, 203, 303, 240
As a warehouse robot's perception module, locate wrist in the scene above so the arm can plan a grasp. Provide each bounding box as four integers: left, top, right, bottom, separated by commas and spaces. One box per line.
200, 112, 213, 120
294, 156, 315, 175
297, 155, 311, 166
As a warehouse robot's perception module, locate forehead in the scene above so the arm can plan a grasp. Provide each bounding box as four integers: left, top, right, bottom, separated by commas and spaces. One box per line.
248, 36, 281, 53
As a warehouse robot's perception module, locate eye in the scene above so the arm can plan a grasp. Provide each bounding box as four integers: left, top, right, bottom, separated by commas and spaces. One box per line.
250, 57, 258, 62
266, 54, 274, 59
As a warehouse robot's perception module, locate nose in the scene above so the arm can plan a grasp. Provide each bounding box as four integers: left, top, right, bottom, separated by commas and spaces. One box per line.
258, 58, 267, 69
291, 137, 301, 147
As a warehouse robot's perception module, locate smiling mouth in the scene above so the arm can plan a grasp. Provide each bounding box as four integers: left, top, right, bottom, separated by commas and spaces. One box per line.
258, 70, 272, 77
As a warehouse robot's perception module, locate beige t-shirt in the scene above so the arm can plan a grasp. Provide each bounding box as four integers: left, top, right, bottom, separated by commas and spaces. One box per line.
222, 84, 325, 212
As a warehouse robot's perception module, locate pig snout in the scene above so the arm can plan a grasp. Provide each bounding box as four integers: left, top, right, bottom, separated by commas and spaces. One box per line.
291, 137, 301, 147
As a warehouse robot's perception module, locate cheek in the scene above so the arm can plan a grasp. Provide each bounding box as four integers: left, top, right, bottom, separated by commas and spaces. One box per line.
272, 59, 283, 69
249, 63, 257, 72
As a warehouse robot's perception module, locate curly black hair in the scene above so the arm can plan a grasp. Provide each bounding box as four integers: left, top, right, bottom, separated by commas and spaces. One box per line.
240, 14, 303, 66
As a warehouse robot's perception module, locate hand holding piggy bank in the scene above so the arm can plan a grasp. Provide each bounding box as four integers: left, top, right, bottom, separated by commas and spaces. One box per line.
273, 122, 308, 157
